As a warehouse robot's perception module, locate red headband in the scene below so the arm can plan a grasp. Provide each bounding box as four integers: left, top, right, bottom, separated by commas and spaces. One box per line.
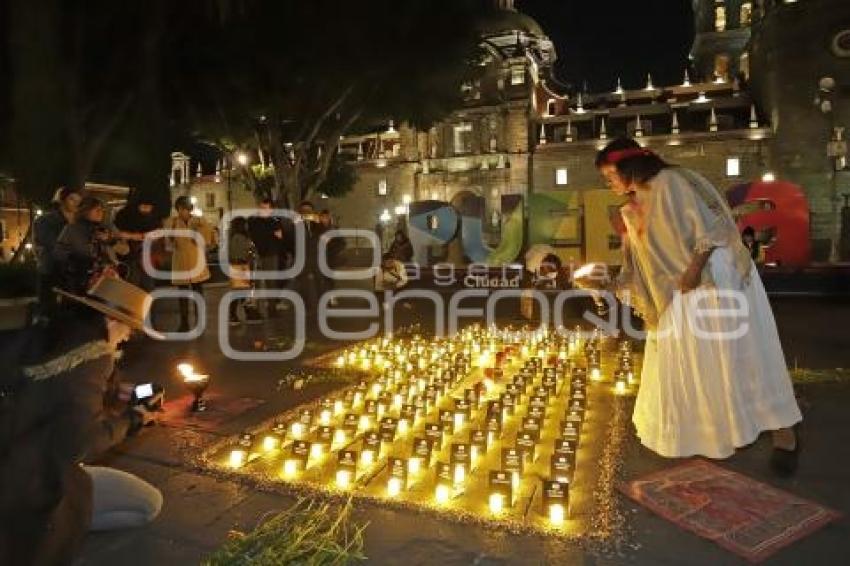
604, 148, 653, 165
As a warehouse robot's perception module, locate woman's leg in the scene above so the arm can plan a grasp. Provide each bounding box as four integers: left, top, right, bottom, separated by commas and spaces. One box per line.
84, 466, 163, 531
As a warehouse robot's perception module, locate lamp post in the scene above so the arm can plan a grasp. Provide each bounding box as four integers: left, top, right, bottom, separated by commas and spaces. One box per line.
817, 77, 847, 262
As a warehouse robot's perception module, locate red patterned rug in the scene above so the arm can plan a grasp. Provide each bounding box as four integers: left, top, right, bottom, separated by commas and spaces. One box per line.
161, 393, 266, 433
620, 459, 840, 563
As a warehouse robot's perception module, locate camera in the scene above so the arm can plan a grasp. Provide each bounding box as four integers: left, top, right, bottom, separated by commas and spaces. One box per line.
131, 382, 165, 411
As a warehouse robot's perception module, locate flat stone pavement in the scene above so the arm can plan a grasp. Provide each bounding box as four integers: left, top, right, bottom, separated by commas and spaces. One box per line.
76, 291, 850, 565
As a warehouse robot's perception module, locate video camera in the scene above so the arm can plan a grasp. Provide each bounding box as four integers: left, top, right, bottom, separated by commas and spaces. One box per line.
129, 382, 165, 412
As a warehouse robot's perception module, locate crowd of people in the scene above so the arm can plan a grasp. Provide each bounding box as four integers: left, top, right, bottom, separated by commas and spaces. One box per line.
27, 189, 421, 332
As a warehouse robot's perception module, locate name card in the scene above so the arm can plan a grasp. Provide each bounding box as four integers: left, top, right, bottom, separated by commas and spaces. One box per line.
522, 416, 542, 441
560, 421, 580, 443
343, 413, 359, 433
379, 417, 398, 442
500, 392, 516, 416
401, 404, 417, 421
290, 440, 311, 466
471, 429, 489, 452
550, 453, 573, 482
502, 447, 524, 475
516, 432, 537, 462
388, 456, 408, 487
299, 408, 314, 426
489, 470, 513, 507
450, 443, 471, 468
527, 405, 545, 421
425, 423, 444, 449
413, 437, 433, 463
439, 409, 455, 435
541, 479, 569, 514
554, 438, 578, 462
338, 449, 358, 476
436, 461, 452, 488
316, 426, 334, 446
364, 399, 378, 417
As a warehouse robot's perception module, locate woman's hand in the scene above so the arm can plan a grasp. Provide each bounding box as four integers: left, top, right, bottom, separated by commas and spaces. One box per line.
678, 265, 702, 293
679, 249, 713, 293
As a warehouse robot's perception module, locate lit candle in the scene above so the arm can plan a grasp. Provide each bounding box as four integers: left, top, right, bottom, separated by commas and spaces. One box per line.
262, 435, 281, 452
283, 459, 299, 478
453, 413, 465, 431
334, 399, 344, 415
590, 368, 602, 382
361, 449, 375, 466
358, 415, 371, 432
398, 419, 409, 436
333, 429, 347, 447
310, 443, 324, 460
489, 493, 504, 514
387, 477, 402, 498
291, 422, 304, 439
549, 503, 565, 525
435, 484, 450, 504
408, 457, 421, 475
320, 409, 332, 426
453, 464, 466, 485
615, 380, 627, 395
228, 449, 246, 469
336, 469, 352, 489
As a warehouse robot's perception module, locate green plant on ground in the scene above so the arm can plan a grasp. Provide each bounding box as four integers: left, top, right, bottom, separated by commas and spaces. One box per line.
204, 497, 366, 566
790, 367, 850, 384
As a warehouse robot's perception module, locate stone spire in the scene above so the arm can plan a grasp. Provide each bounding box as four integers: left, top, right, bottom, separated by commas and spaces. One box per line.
749, 104, 759, 129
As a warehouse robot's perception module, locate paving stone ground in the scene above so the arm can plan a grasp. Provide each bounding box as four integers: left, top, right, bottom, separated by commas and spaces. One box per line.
76, 291, 850, 565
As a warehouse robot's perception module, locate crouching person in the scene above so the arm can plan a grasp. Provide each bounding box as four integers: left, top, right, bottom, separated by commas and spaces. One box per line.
0, 277, 163, 566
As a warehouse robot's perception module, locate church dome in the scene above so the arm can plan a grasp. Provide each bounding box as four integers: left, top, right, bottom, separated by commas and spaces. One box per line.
476, 9, 546, 38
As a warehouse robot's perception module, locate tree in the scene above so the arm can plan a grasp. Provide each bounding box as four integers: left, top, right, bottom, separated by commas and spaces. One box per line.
0, 0, 489, 211
168, 0, 487, 206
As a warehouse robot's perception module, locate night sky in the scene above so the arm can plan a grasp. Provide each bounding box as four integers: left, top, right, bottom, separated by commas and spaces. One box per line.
517, 0, 695, 92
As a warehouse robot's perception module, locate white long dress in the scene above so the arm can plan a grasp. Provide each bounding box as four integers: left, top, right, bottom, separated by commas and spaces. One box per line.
617, 168, 802, 459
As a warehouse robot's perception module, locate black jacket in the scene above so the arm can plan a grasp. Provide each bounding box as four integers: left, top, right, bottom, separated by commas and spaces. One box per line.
33, 207, 69, 275
54, 220, 111, 294
248, 216, 283, 257
1, 315, 131, 565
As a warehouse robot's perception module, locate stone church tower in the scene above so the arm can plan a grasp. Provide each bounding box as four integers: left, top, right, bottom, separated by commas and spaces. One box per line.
691, 0, 756, 82
748, 0, 850, 259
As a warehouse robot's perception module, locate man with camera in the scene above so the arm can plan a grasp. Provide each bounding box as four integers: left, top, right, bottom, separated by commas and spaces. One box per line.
0, 277, 163, 565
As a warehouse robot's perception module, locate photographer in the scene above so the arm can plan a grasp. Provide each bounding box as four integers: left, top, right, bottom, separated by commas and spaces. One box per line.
54, 196, 117, 295
0, 277, 163, 565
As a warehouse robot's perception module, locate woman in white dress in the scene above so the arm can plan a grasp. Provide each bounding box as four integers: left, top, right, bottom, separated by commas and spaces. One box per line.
595, 138, 802, 474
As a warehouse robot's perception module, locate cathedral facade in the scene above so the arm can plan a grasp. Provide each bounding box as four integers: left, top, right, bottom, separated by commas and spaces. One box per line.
323, 0, 850, 265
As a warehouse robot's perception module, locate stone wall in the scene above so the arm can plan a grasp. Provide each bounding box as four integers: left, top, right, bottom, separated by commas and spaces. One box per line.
749, 0, 850, 259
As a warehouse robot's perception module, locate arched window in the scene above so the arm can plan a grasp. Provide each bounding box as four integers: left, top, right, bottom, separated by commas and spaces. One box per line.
715, 2, 727, 32
739, 52, 751, 79
740, 2, 753, 26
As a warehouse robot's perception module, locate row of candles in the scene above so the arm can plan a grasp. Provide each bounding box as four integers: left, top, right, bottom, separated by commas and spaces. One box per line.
223, 325, 637, 527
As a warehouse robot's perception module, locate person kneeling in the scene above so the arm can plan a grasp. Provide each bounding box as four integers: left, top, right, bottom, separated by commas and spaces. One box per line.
1, 277, 164, 565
